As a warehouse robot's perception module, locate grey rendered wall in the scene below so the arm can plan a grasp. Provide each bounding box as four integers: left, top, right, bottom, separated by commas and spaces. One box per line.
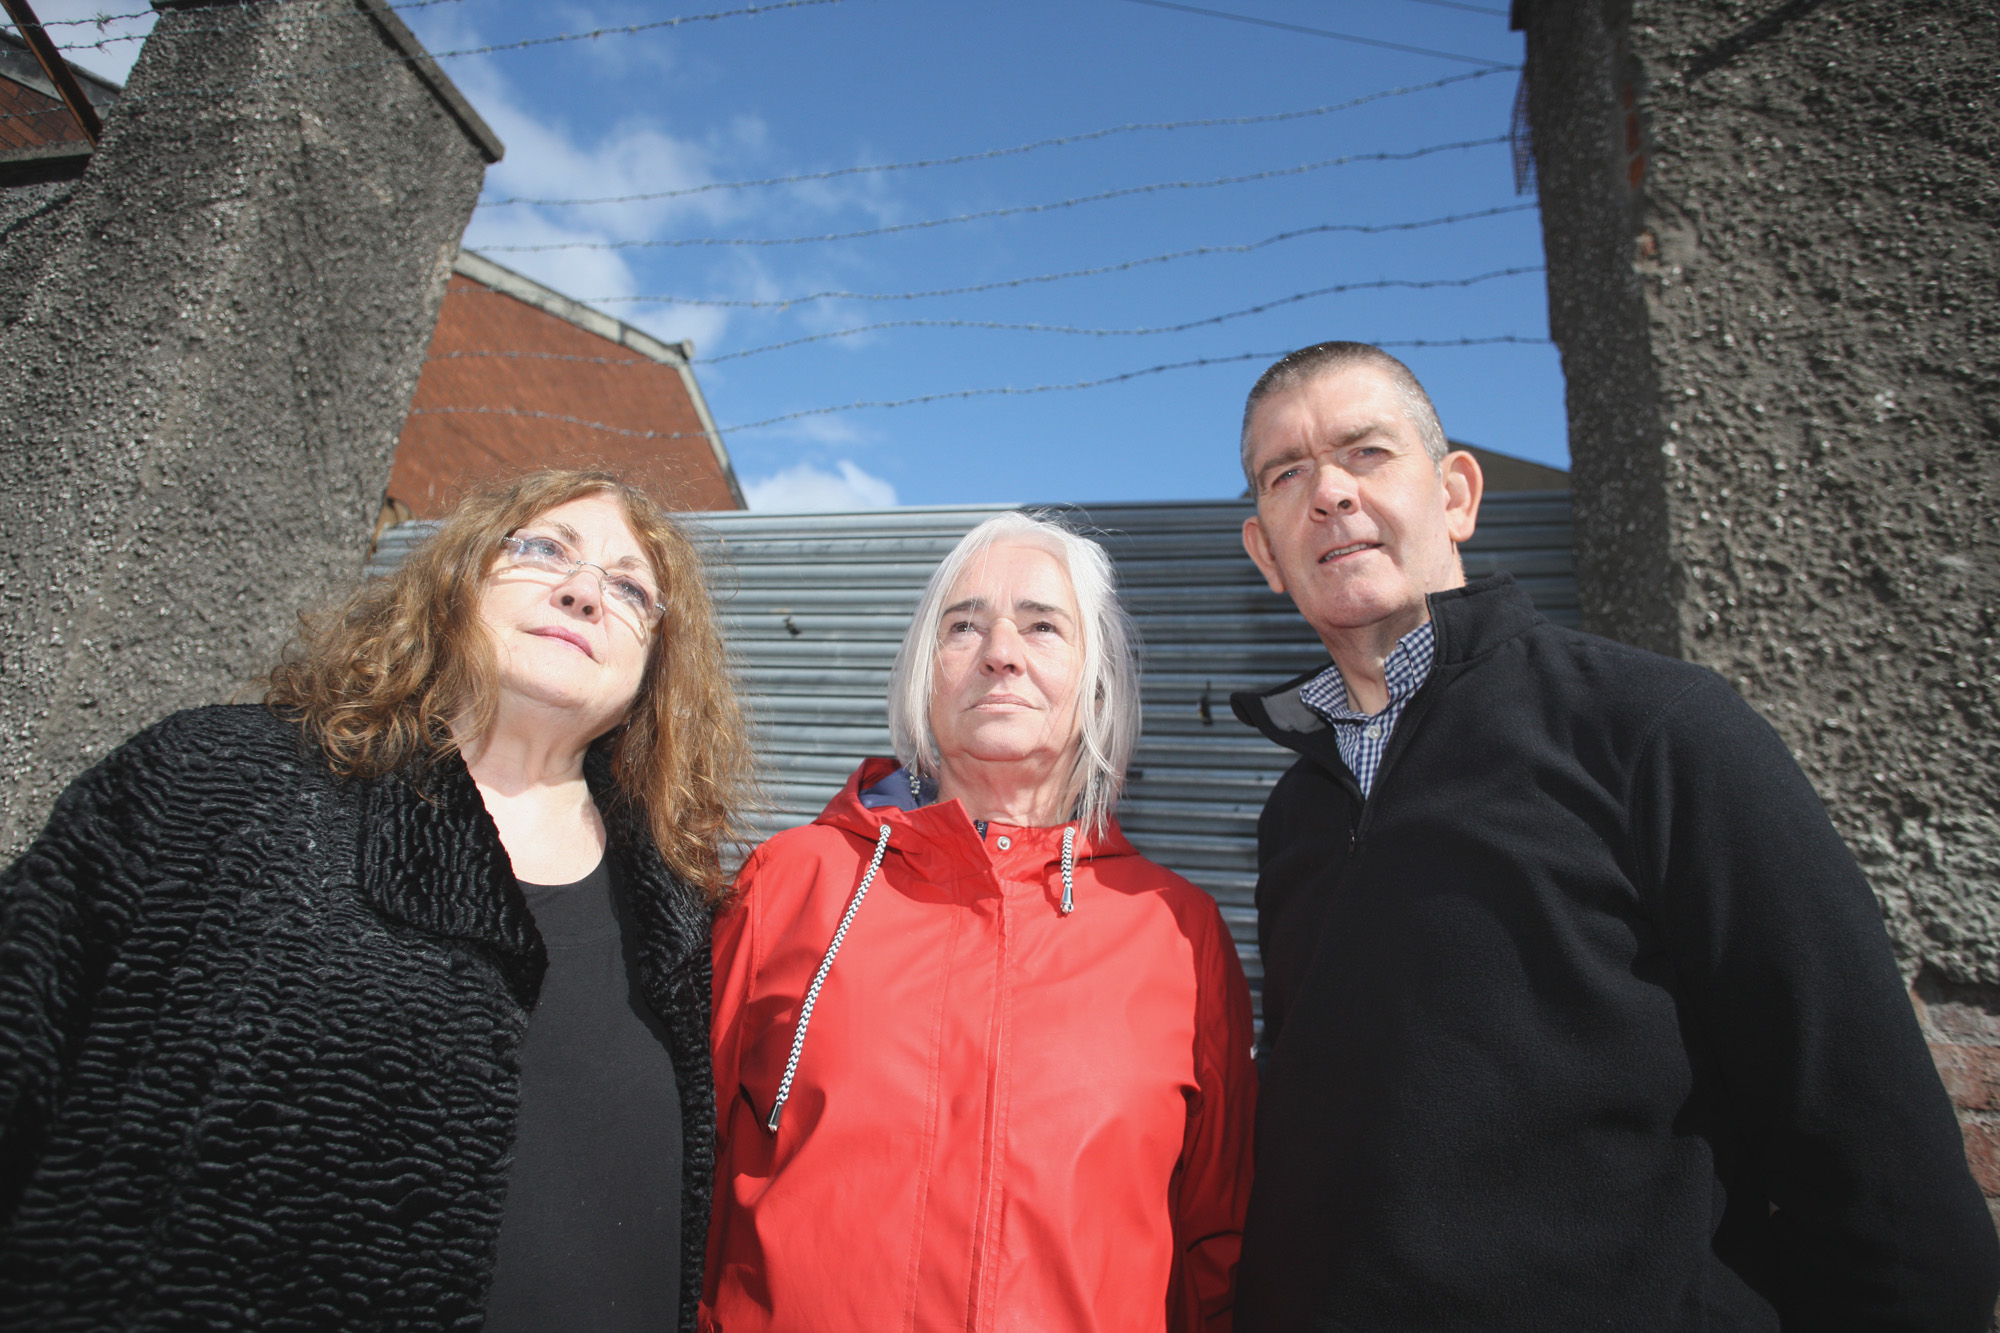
0, 0, 499, 855
1515, 0, 1997, 989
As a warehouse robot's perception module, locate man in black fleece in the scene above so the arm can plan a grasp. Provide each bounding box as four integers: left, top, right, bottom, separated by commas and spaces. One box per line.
1228, 342, 1998, 1331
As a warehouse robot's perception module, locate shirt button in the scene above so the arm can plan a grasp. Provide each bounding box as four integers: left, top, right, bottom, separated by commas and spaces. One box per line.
996, 835, 1012, 850
1365, 725, 1382, 739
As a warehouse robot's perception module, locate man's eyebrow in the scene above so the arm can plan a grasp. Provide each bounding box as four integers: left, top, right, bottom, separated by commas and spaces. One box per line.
1014, 599, 1072, 619
942, 597, 988, 616
1335, 420, 1399, 446
1255, 443, 1310, 476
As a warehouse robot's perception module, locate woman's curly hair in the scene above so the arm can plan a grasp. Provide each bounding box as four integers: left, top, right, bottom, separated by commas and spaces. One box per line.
266, 469, 753, 901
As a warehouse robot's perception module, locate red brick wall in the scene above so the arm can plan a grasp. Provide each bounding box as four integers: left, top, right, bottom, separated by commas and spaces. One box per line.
389, 274, 739, 517
0, 75, 87, 152
1913, 973, 2000, 1308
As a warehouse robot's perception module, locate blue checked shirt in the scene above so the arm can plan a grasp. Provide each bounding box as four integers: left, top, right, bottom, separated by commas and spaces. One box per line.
1298, 620, 1437, 796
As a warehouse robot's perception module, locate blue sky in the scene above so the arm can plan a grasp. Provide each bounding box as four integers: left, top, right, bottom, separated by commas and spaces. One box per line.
45, 0, 1562, 510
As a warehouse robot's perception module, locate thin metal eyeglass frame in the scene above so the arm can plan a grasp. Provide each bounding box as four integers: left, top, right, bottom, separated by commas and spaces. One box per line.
495, 534, 665, 625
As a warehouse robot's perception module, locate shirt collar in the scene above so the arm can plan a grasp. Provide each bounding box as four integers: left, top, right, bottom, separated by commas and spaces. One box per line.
1305, 618, 1437, 721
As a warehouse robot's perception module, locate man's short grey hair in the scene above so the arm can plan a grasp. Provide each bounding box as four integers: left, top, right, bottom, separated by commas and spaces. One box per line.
1239, 341, 1449, 488
888, 511, 1139, 836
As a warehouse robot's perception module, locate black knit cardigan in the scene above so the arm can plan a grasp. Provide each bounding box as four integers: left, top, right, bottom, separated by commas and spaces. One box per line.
0, 704, 717, 1332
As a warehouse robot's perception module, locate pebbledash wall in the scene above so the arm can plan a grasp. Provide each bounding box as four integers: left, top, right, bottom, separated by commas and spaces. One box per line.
1512, 0, 1999, 1224
0, 0, 500, 856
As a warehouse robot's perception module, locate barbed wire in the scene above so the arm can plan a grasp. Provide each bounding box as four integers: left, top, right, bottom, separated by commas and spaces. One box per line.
1112, 0, 1517, 68
41, 0, 471, 50
16, 0, 840, 111
424, 267, 1544, 367
697, 267, 1546, 361
426, 349, 657, 367
406, 405, 714, 441
477, 68, 1509, 209
406, 336, 1551, 439
477, 135, 1510, 253
34, 0, 464, 30
455, 202, 1537, 308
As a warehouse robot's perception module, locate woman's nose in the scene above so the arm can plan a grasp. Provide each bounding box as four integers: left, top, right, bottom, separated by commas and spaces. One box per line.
555, 568, 604, 619
981, 619, 1026, 671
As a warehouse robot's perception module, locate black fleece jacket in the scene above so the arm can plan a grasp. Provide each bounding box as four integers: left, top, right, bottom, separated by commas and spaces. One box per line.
0, 704, 717, 1332
1230, 576, 1998, 1332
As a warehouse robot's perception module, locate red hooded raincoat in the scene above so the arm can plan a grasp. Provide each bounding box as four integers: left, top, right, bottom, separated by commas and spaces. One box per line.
705, 759, 1256, 1332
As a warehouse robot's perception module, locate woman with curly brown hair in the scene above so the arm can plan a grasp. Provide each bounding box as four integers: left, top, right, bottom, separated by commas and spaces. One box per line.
0, 469, 751, 1333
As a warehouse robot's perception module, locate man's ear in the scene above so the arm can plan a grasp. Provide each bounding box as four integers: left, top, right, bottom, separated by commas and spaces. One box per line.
1242, 514, 1287, 595
1442, 450, 1483, 544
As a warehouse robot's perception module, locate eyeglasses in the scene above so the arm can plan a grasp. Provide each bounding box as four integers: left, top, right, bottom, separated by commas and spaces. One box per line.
496, 533, 665, 625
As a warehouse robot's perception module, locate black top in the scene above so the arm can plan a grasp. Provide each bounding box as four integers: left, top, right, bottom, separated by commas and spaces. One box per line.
483, 858, 685, 1332
1229, 577, 1999, 1332
0, 705, 716, 1333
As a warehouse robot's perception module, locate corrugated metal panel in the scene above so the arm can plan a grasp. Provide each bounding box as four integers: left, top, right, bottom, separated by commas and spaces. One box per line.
369, 493, 1577, 1009
366, 520, 440, 577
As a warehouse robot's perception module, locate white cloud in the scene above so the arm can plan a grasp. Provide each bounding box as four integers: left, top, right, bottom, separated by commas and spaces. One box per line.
743, 460, 897, 512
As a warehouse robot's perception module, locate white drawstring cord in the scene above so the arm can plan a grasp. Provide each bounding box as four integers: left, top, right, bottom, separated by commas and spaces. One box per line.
765, 823, 893, 1132
1059, 825, 1076, 915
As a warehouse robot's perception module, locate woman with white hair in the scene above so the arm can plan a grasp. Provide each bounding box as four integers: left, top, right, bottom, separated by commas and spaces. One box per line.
704, 512, 1256, 1333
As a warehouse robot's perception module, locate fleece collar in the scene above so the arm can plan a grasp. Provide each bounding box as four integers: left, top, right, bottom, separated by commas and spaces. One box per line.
356, 744, 710, 1011
1229, 573, 1546, 762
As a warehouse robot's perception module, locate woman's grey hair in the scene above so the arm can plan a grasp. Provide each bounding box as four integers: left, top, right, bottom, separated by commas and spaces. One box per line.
888, 511, 1139, 836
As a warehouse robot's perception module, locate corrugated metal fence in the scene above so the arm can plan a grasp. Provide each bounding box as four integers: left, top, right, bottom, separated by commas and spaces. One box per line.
371, 493, 1576, 1009
686, 495, 1576, 1007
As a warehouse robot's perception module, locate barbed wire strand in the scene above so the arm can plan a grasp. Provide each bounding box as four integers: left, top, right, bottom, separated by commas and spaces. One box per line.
42, 0, 470, 49
1112, 0, 1516, 69
18, 0, 840, 112
406, 337, 1550, 439
427, 349, 657, 367
699, 267, 1546, 361
478, 135, 1509, 253
0, 0, 840, 126
1397, 0, 1508, 14
478, 68, 1508, 208
425, 267, 1545, 367
35, 0, 465, 30
454, 201, 1538, 309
